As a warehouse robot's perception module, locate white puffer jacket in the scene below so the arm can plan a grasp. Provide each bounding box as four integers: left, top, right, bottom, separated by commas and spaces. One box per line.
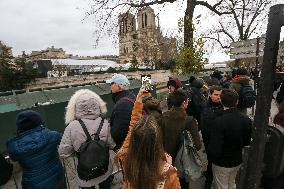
58, 89, 115, 187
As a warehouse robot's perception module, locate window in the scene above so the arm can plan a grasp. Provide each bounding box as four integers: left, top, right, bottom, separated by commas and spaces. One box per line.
132, 34, 138, 39
145, 13, 147, 27
125, 20, 128, 32
142, 14, 144, 28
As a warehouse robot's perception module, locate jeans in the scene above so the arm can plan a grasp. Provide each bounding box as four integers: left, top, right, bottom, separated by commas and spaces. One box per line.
212, 164, 241, 189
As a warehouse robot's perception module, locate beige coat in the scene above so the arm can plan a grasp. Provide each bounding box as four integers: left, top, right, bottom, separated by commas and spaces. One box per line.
58, 89, 115, 187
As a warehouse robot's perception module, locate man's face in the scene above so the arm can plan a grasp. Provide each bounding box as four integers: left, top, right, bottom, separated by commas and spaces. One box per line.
168, 85, 176, 93
111, 82, 121, 93
210, 90, 222, 103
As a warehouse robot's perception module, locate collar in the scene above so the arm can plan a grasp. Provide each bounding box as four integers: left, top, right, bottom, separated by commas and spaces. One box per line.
208, 98, 222, 108
112, 90, 131, 103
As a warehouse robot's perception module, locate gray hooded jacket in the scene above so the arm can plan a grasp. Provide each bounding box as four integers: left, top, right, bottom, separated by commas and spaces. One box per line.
58, 89, 115, 187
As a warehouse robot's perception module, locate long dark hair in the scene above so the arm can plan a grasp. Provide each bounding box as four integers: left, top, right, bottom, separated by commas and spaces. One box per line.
274, 101, 284, 127
124, 115, 164, 189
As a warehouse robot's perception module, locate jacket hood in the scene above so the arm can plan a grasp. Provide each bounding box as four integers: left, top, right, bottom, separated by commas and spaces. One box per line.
192, 79, 203, 89
7, 126, 48, 157
65, 89, 107, 125
16, 110, 43, 133
232, 75, 250, 85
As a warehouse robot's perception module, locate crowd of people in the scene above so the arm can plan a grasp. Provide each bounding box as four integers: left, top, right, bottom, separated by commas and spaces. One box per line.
0, 68, 283, 189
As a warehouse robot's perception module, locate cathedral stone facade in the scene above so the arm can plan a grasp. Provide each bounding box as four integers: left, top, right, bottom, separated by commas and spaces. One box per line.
118, 7, 176, 66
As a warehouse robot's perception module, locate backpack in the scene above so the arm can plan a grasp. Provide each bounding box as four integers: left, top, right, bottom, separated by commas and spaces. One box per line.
174, 116, 203, 181
262, 125, 284, 178
0, 154, 13, 186
76, 119, 109, 181
186, 88, 206, 120
238, 84, 256, 108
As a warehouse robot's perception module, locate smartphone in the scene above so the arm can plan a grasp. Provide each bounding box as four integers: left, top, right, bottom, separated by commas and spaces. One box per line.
141, 75, 152, 91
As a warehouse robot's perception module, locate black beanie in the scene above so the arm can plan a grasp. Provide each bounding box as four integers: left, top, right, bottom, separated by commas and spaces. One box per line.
16, 110, 43, 133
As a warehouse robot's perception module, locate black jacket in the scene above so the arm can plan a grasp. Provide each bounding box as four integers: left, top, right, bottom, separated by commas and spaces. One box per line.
110, 90, 135, 150
208, 108, 252, 168
187, 85, 206, 124
200, 98, 223, 149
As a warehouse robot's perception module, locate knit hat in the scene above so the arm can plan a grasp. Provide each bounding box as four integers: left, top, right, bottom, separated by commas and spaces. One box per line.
192, 79, 204, 89
167, 78, 182, 90
16, 110, 43, 132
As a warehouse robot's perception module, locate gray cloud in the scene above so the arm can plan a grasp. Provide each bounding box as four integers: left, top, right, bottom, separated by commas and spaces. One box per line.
0, 0, 117, 56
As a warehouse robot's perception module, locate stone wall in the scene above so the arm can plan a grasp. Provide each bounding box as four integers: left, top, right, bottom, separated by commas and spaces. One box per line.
26, 70, 172, 90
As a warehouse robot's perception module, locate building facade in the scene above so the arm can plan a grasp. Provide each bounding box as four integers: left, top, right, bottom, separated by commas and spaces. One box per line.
118, 7, 176, 66
30, 46, 66, 60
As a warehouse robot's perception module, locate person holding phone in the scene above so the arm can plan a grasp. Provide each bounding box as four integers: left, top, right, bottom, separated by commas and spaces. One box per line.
117, 87, 181, 189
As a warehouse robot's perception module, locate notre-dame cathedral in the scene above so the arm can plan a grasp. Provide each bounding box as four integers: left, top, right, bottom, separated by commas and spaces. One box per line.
118, 6, 176, 66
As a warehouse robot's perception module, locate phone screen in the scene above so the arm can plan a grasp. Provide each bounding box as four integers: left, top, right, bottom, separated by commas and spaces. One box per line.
141, 75, 152, 91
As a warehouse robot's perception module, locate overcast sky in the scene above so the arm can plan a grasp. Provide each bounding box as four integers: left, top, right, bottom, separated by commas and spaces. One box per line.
0, 0, 282, 63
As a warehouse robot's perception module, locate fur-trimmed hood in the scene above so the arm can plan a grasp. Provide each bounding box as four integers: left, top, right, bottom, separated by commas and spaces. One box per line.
65, 89, 107, 125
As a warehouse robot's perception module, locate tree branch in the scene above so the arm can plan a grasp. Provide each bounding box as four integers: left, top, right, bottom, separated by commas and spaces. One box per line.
244, 0, 270, 39
228, 0, 243, 39
203, 35, 230, 49
219, 21, 235, 42
129, 0, 177, 7
196, 0, 231, 15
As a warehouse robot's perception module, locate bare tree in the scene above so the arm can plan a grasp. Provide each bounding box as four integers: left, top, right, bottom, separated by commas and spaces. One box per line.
202, 0, 273, 49
84, 0, 231, 47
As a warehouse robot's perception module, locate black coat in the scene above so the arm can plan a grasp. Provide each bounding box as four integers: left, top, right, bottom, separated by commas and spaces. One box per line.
208, 108, 252, 168
110, 90, 136, 150
186, 86, 206, 124
200, 98, 223, 150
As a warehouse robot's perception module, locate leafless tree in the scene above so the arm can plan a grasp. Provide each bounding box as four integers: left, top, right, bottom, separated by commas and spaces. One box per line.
201, 0, 275, 49
83, 0, 231, 48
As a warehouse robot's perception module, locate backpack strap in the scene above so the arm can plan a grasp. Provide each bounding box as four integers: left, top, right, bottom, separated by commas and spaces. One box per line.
78, 119, 92, 142
94, 118, 105, 140
78, 118, 104, 141
114, 96, 135, 110
120, 96, 135, 104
